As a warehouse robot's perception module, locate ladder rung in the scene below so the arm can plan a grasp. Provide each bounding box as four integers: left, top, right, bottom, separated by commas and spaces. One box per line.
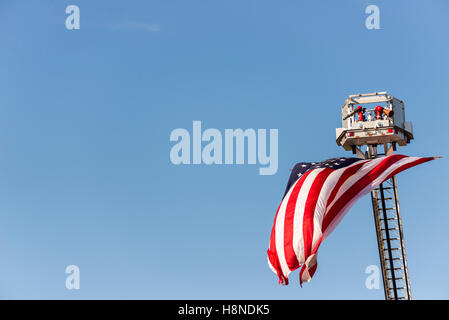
382, 237, 400, 240
377, 207, 396, 211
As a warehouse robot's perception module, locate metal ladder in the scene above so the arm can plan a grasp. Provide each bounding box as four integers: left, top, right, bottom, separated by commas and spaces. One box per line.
367, 144, 412, 300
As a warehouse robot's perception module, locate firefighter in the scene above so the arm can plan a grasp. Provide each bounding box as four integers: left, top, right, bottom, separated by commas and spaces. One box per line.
375, 105, 384, 120
356, 106, 365, 121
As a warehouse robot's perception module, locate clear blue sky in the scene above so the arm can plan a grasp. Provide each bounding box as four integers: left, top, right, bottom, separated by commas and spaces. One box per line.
0, 0, 448, 299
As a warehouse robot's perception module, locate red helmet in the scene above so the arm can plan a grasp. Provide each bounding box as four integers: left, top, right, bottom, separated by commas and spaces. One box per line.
375, 105, 383, 112
356, 106, 363, 111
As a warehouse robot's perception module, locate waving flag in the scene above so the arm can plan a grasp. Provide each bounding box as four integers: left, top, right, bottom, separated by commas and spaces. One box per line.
267, 154, 435, 286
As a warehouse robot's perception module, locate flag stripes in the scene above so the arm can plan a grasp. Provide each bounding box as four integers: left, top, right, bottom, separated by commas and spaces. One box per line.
268, 154, 434, 285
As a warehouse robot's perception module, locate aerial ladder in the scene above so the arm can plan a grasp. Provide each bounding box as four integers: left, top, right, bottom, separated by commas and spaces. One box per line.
336, 92, 414, 300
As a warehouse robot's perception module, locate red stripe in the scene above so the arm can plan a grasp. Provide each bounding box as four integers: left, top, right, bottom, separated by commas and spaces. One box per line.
283, 170, 313, 271
302, 168, 333, 262
308, 263, 318, 280
267, 203, 287, 284
322, 155, 407, 232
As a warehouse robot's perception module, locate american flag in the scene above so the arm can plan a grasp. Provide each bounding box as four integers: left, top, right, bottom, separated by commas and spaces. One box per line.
267, 154, 435, 286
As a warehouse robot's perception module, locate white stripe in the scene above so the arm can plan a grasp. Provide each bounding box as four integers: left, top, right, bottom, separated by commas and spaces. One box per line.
291, 169, 323, 265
